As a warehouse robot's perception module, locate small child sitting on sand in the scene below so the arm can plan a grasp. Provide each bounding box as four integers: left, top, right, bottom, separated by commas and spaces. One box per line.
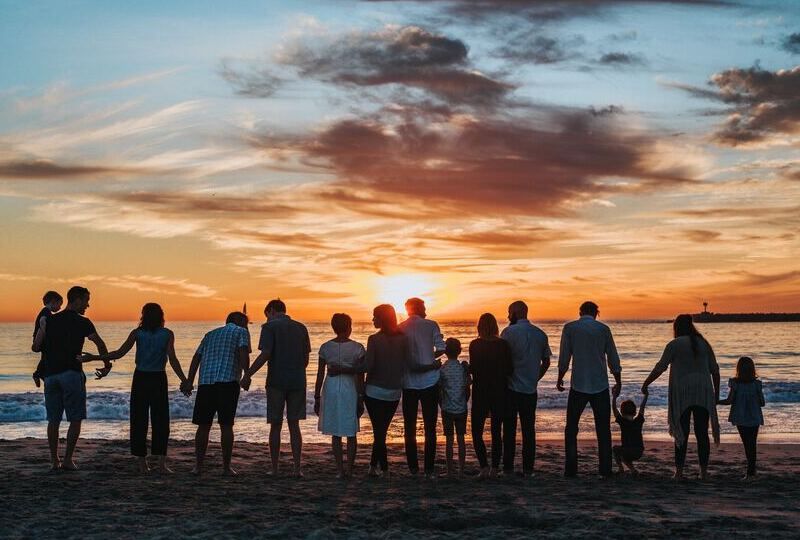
718, 356, 765, 480
612, 392, 648, 475
439, 338, 471, 478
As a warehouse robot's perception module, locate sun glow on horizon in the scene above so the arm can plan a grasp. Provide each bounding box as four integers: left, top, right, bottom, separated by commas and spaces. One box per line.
373, 273, 439, 317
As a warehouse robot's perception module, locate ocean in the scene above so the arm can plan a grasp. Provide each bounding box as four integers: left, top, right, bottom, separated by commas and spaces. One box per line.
1, 320, 798, 444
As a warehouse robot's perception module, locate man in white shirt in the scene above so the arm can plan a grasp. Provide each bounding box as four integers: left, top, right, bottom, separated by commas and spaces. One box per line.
500, 300, 551, 476
399, 297, 446, 478
557, 301, 621, 477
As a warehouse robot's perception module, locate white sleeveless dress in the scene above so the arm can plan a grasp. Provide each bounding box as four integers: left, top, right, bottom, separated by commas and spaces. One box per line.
318, 339, 365, 437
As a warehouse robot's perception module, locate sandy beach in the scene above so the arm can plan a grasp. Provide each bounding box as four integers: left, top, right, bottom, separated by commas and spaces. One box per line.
2, 438, 798, 539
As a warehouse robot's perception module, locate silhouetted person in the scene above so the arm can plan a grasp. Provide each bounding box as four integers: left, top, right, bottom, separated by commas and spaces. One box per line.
80, 303, 189, 473
469, 313, 512, 478
439, 338, 470, 478
32, 286, 111, 471
364, 304, 409, 477
642, 314, 719, 480
399, 297, 446, 479
241, 299, 311, 477
612, 393, 648, 475
184, 311, 250, 476
31, 290, 62, 388
558, 301, 621, 478
501, 300, 551, 476
718, 356, 765, 479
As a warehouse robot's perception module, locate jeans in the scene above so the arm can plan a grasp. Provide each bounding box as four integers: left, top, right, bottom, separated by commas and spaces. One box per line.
402, 385, 439, 474
503, 391, 538, 473
471, 404, 504, 469
365, 396, 399, 471
130, 370, 170, 457
674, 406, 710, 468
564, 388, 612, 477
737, 425, 759, 476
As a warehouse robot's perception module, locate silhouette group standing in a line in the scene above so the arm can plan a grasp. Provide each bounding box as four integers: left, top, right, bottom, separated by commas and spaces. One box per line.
32, 286, 766, 480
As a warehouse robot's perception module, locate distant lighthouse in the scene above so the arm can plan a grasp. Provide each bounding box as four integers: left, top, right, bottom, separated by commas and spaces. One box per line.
702, 301, 709, 314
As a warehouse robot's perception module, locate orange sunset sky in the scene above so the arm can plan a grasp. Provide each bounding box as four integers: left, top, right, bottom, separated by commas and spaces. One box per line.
1, 1, 799, 322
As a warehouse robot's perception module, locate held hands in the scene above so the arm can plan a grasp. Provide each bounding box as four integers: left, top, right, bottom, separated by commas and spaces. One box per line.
94, 360, 112, 380
640, 385, 649, 396
240, 373, 252, 391
179, 380, 193, 397
611, 383, 621, 398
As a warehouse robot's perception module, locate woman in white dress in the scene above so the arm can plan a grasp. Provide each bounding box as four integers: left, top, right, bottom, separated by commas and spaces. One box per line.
314, 313, 365, 478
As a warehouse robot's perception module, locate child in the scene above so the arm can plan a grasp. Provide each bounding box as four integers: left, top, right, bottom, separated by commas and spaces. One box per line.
31, 290, 63, 387
612, 392, 647, 475
439, 338, 471, 478
718, 356, 765, 479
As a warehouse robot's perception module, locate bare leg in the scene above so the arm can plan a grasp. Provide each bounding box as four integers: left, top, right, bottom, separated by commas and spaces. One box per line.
194, 424, 211, 475
137, 456, 150, 474
288, 419, 303, 477
624, 459, 639, 476
445, 435, 454, 477
156, 455, 173, 474
47, 421, 61, 470
221, 424, 236, 476
346, 436, 357, 477
62, 420, 81, 470
613, 448, 624, 474
269, 421, 282, 475
332, 436, 344, 478
457, 433, 466, 479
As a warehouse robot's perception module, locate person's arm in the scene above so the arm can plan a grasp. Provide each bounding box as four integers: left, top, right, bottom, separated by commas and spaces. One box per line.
641, 342, 672, 393
410, 360, 442, 373
612, 393, 621, 420
433, 322, 446, 359
606, 328, 622, 397
87, 331, 112, 379
183, 352, 202, 395
556, 326, 571, 391
82, 329, 137, 362
463, 361, 471, 402
718, 386, 734, 405
165, 331, 188, 385
539, 354, 551, 382
637, 393, 648, 418
241, 325, 271, 388
314, 351, 326, 416
757, 380, 765, 407
32, 322, 46, 353
707, 343, 720, 402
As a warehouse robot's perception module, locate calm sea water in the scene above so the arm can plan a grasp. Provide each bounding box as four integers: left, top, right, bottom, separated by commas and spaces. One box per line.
1, 320, 798, 443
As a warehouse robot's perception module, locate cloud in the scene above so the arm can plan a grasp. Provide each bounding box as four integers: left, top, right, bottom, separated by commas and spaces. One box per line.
596, 52, 647, 67
0, 159, 135, 180
726, 270, 800, 287
108, 191, 298, 219
218, 59, 283, 98
675, 65, 800, 146
493, 34, 585, 64
682, 229, 721, 242
781, 33, 800, 54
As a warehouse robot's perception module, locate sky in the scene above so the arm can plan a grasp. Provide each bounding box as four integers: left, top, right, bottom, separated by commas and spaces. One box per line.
0, 0, 799, 322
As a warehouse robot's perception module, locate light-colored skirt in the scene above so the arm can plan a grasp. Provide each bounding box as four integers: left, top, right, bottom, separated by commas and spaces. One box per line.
319, 374, 359, 437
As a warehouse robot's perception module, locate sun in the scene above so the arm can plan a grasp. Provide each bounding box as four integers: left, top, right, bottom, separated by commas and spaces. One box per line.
374, 273, 438, 317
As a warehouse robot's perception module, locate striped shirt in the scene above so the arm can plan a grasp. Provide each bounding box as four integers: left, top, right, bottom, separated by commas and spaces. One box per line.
196, 323, 250, 385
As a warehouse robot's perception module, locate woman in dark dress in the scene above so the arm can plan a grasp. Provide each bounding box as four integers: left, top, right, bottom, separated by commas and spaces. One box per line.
469, 313, 513, 478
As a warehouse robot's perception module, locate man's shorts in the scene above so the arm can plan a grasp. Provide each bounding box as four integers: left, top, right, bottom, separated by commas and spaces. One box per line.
442, 410, 468, 437
266, 388, 306, 423
192, 382, 240, 426
44, 370, 87, 422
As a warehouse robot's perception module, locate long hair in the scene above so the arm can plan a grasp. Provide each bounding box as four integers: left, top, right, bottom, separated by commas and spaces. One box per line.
477, 313, 499, 339
373, 304, 401, 335
139, 303, 165, 332
673, 314, 711, 358
735, 356, 757, 383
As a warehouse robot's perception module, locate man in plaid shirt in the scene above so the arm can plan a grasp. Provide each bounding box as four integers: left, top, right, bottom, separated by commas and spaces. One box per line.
184, 311, 250, 476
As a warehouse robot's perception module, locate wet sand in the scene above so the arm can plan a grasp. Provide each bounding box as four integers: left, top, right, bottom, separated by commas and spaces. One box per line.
2, 438, 799, 538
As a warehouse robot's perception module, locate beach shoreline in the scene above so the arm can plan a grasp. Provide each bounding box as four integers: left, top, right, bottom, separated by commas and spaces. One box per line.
3, 439, 798, 538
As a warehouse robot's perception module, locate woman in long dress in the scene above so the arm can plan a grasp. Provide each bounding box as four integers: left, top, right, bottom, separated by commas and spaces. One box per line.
313, 313, 365, 478
641, 314, 720, 479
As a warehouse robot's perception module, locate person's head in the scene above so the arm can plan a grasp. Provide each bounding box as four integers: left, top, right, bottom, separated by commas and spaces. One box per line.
445, 337, 461, 359
226, 311, 249, 328
672, 314, 700, 338
373, 304, 400, 334
42, 290, 63, 311
579, 301, 599, 318
331, 313, 352, 339
477, 313, 499, 339
405, 297, 426, 318
508, 300, 528, 324
264, 299, 287, 320
735, 356, 757, 383
620, 399, 637, 417
139, 303, 165, 332
66, 286, 90, 314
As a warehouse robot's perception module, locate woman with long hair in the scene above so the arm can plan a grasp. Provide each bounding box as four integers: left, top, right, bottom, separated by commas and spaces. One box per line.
82, 303, 188, 473
363, 304, 410, 477
641, 314, 720, 479
469, 312, 513, 478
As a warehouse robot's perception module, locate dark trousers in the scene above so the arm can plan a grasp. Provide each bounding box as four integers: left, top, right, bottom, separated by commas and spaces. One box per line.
365, 396, 399, 471
402, 385, 439, 474
564, 388, 612, 477
471, 404, 504, 469
503, 391, 537, 473
674, 406, 710, 468
737, 425, 759, 476
130, 370, 170, 457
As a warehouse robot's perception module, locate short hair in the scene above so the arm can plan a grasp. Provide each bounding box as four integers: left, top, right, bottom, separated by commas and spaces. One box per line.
331, 313, 352, 335
67, 286, 90, 304
226, 311, 249, 327
477, 313, 499, 339
620, 400, 637, 416
265, 299, 287, 314
404, 297, 425, 315
508, 300, 528, 318
42, 291, 63, 305
445, 337, 461, 357
579, 301, 599, 316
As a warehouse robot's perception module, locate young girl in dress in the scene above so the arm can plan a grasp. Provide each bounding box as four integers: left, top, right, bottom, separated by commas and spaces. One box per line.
718, 356, 765, 479
314, 313, 365, 478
